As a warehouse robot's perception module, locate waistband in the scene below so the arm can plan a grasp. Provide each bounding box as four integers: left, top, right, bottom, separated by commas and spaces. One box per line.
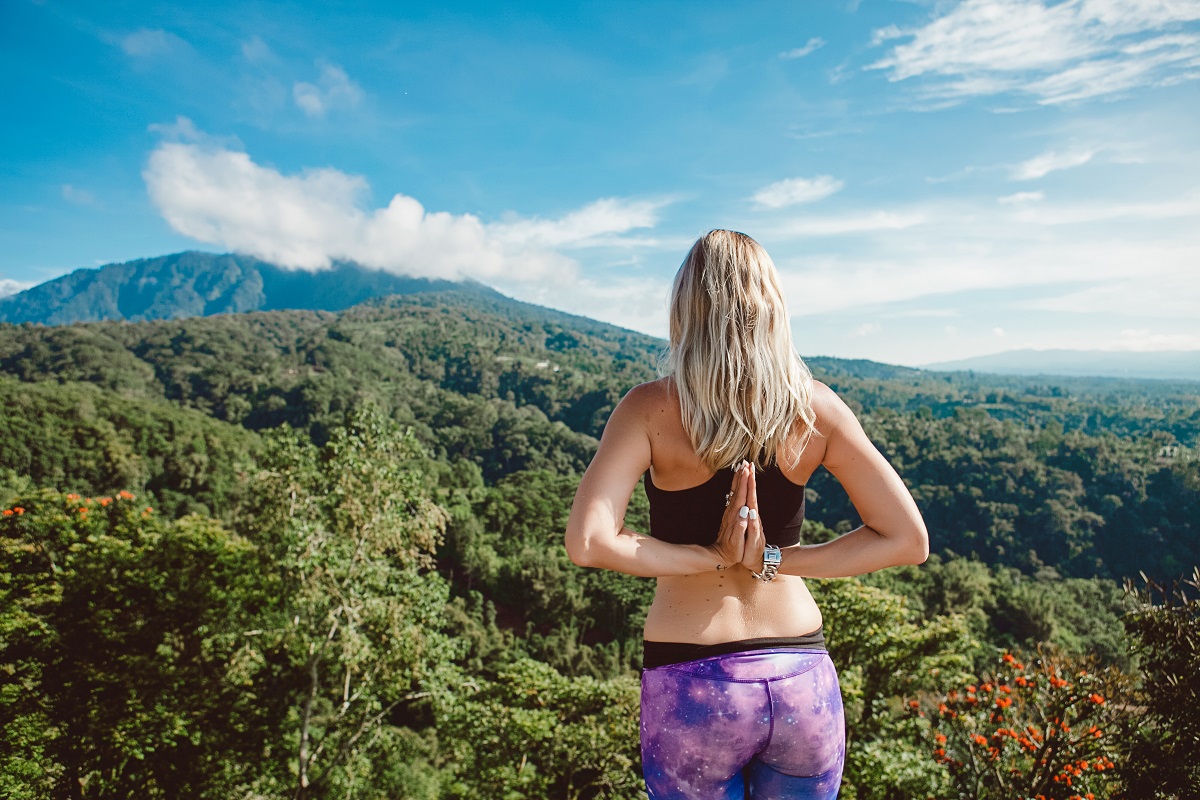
642, 627, 826, 670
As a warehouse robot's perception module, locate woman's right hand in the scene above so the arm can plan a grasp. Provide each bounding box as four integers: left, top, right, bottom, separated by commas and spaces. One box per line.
708, 462, 752, 569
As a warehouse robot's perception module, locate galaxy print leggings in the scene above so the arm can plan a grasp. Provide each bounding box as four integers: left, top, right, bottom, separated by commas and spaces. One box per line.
640, 649, 845, 799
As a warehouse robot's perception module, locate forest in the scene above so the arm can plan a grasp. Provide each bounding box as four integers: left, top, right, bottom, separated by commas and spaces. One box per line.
1, 289, 1197, 799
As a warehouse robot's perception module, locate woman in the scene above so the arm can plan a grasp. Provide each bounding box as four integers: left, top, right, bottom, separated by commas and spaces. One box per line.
564, 230, 928, 799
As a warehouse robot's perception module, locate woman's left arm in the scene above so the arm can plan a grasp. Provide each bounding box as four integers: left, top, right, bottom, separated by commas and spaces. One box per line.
779, 383, 929, 578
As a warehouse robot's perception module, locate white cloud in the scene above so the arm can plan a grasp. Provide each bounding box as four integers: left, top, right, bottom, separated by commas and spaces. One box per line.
769, 210, 927, 237
852, 322, 882, 337
0, 279, 33, 299
868, 0, 1200, 105
998, 191, 1045, 203
993, 326, 1006, 336
1011, 147, 1098, 179
751, 175, 845, 208
1115, 328, 1200, 350
61, 184, 96, 206
142, 121, 664, 285
241, 36, 274, 63
772, 194, 1200, 323
489, 198, 670, 249
781, 38, 826, 59
293, 62, 363, 117
120, 28, 188, 58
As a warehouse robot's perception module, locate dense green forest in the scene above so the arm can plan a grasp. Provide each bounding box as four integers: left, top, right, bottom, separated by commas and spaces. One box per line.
1, 291, 1197, 799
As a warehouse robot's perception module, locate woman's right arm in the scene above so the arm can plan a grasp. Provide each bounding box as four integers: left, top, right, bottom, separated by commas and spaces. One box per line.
564, 386, 754, 578
778, 382, 929, 578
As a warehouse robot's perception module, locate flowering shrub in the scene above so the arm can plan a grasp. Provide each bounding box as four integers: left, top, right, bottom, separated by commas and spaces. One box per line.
922, 650, 1131, 800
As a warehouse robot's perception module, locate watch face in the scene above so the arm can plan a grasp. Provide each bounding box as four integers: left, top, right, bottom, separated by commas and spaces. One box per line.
763, 549, 782, 566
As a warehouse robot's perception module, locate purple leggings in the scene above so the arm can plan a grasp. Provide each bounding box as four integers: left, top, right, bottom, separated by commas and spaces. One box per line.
640, 649, 845, 799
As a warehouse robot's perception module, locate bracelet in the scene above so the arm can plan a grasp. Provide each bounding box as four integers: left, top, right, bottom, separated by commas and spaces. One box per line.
751, 545, 782, 582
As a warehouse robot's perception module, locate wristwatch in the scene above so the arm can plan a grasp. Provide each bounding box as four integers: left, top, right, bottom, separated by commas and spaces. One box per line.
752, 545, 782, 582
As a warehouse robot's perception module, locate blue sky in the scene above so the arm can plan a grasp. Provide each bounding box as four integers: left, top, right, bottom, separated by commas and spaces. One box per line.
3, 0, 1199, 365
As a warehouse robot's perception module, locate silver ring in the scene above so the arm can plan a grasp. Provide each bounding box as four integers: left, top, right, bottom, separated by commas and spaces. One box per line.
724, 490, 733, 507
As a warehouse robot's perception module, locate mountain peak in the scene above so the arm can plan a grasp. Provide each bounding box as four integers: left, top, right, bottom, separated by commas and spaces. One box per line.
0, 251, 486, 326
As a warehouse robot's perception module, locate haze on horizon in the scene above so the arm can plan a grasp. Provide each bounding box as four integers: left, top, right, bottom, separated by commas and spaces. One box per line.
3, 0, 1199, 366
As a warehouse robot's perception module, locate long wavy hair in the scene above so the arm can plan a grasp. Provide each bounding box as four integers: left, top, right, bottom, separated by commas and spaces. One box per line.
663, 229, 816, 470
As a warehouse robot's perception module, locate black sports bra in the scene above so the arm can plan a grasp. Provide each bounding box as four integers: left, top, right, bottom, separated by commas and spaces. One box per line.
643, 464, 806, 547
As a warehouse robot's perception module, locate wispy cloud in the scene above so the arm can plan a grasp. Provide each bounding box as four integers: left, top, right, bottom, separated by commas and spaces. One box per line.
142, 119, 664, 284
241, 36, 274, 63
1010, 147, 1098, 179
293, 62, 363, 117
61, 184, 97, 206
752, 175, 844, 208
781, 38, 826, 59
120, 28, 189, 58
997, 191, 1045, 203
769, 209, 927, 237
868, 0, 1200, 105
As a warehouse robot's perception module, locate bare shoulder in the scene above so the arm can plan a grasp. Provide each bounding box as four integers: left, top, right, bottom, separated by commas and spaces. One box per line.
603, 377, 672, 435
810, 379, 857, 435
615, 377, 673, 418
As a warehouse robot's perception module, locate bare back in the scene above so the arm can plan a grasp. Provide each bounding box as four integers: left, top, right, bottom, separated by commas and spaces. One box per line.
639, 377, 826, 644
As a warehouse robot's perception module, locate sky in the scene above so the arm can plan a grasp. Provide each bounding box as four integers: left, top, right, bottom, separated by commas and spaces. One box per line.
2, 0, 1199, 366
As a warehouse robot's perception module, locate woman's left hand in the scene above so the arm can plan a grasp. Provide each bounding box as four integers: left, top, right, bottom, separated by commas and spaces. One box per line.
740, 463, 765, 572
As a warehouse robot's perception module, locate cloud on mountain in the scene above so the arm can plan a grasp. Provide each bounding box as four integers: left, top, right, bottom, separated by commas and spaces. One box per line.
143, 119, 665, 283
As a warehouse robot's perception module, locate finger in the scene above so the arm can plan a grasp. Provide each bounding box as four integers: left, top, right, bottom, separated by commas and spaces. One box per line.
747, 462, 759, 514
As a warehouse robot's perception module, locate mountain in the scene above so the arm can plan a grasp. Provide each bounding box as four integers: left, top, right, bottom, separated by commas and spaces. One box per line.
923, 348, 1200, 382
0, 251, 496, 325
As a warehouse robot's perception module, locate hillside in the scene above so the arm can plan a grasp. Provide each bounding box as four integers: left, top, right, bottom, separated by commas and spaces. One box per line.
1, 288, 1196, 584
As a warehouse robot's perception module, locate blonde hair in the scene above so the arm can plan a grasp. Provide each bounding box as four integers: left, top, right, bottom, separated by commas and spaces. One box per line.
664, 230, 816, 470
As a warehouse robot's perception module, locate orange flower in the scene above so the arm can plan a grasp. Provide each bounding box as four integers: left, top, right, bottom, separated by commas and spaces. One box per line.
981, 682, 994, 693
118, 490, 135, 499
1003, 653, 1015, 664
1089, 693, 1105, 705
996, 697, 1013, 708
935, 733, 947, 744
973, 734, 988, 746
938, 703, 950, 715
13, 507, 23, 514
1015, 676, 1029, 687
67, 493, 80, 501
99, 497, 112, 506
999, 684, 1012, 693
908, 700, 920, 709
2, 509, 11, 516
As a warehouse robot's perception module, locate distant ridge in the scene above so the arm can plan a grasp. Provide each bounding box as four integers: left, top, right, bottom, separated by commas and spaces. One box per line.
0, 251, 500, 326
924, 348, 1200, 382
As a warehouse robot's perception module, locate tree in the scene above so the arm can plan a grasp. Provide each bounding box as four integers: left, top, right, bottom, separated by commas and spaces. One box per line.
0, 490, 270, 799
1119, 569, 1200, 799
240, 408, 456, 799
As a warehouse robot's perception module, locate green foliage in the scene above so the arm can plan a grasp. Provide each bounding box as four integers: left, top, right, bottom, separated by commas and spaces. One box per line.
1, 286, 1198, 798
0, 376, 259, 520
238, 408, 457, 799
864, 556, 1132, 672
435, 658, 643, 800
0, 490, 271, 799
1119, 569, 1200, 799
812, 577, 975, 799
